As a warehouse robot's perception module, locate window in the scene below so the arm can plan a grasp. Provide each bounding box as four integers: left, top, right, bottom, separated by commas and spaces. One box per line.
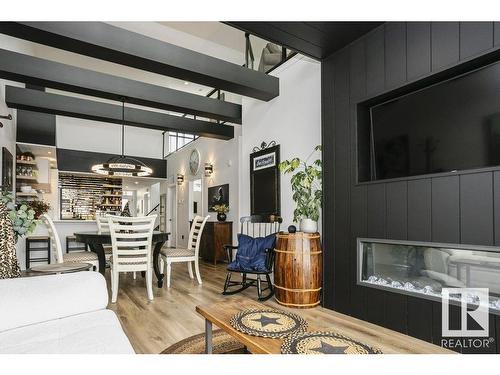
166, 132, 198, 155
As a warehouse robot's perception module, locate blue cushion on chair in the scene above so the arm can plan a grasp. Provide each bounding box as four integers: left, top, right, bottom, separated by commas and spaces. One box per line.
227, 233, 277, 272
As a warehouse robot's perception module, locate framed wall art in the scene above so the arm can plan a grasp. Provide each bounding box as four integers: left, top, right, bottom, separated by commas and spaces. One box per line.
208, 183, 229, 211
250, 143, 280, 216
1, 147, 14, 193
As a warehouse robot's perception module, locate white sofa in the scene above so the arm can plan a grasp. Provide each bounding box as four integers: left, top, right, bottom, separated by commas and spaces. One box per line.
0, 272, 134, 354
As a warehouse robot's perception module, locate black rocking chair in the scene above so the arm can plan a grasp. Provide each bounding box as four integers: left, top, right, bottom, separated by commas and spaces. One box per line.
222, 215, 282, 301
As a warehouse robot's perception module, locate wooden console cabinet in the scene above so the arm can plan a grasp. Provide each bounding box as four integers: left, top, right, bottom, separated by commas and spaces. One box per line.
198, 221, 233, 265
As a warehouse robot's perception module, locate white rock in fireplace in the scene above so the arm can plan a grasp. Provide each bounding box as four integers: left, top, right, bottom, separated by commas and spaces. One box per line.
359, 238, 500, 314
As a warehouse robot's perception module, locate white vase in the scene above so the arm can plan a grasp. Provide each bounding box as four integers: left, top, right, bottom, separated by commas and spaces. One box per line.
300, 218, 317, 233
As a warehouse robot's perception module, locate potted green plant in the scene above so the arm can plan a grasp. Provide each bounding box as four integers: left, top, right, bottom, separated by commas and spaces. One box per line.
0, 192, 48, 243
27, 200, 51, 219
213, 204, 229, 222
279, 145, 322, 233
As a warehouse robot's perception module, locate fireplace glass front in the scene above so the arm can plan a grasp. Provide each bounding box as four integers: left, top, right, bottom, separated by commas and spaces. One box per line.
357, 238, 500, 314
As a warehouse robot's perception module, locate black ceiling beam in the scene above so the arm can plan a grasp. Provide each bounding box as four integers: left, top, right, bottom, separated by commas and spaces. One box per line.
227, 22, 323, 60
5, 86, 234, 140
0, 49, 241, 124
226, 22, 383, 59
57, 149, 167, 178
0, 22, 279, 101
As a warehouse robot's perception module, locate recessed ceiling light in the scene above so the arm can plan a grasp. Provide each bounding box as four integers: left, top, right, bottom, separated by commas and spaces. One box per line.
134, 181, 139, 185
184, 81, 189, 85
48, 151, 51, 155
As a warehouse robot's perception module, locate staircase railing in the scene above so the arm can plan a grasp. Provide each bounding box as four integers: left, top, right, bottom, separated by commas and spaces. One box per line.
245, 33, 255, 70
161, 30, 296, 158
146, 203, 159, 217
146, 203, 160, 231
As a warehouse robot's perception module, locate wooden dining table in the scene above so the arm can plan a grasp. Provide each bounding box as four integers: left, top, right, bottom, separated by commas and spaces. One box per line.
74, 231, 170, 287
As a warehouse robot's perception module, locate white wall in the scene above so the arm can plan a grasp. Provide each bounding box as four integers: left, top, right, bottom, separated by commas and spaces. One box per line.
189, 180, 202, 220
35, 157, 59, 218
166, 55, 322, 243
240, 55, 322, 231
35, 158, 50, 184
45, 168, 59, 219
166, 129, 241, 247
150, 182, 161, 210
136, 187, 148, 216
56, 116, 165, 160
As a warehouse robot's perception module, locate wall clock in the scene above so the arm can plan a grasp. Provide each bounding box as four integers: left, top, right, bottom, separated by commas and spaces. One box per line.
189, 149, 201, 175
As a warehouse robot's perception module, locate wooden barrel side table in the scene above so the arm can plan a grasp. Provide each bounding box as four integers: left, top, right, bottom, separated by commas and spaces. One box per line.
274, 231, 322, 308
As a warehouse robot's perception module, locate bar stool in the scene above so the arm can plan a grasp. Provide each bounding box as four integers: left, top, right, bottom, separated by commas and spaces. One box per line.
25, 236, 51, 269
66, 235, 88, 253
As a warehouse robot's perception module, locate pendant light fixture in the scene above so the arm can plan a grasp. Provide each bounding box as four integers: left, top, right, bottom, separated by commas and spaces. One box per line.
91, 100, 153, 177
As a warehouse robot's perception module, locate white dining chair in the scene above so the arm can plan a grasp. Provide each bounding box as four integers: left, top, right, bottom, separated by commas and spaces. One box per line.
96, 214, 111, 235
96, 215, 114, 258
41, 214, 99, 271
108, 215, 156, 303
160, 215, 209, 288
98, 214, 139, 279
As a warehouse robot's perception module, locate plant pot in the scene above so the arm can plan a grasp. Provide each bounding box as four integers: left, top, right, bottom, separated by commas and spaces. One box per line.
300, 218, 317, 233
217, 212, 227, 222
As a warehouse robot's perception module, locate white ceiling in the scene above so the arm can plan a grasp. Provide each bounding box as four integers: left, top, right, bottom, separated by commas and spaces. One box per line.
106, 21, 249, 97
2, 22, 256, 101
158, 22, 270, 73
158, 22, 245, 53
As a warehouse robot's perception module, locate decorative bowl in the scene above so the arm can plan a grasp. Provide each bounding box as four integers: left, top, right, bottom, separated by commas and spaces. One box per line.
20, 186, 32, 193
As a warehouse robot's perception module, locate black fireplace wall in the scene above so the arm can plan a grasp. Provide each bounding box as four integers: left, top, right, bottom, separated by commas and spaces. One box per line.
321, 22, 500, 353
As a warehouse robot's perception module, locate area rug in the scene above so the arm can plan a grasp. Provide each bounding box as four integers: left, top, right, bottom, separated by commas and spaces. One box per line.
161, 330, 246, 354
230, 308, 308, 338
281, 331, 383, 354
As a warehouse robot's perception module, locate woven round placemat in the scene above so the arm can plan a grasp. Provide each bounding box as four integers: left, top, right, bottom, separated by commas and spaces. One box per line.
229, 308, 307, 339
161, 330, 246, 354
281, 331, 383, 354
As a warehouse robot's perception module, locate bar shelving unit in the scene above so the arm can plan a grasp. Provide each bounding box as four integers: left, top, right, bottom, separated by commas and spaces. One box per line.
15, 156, 40, 203
59, 173, 123, 220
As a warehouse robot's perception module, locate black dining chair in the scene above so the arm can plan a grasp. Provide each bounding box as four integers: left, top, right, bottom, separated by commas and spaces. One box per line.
222, 214, 282, 301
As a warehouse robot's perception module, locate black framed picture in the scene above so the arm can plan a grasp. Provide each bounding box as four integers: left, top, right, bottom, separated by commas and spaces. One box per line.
208, 184, 229, 211
250, 144, 280, 216
1, 147, 14, 192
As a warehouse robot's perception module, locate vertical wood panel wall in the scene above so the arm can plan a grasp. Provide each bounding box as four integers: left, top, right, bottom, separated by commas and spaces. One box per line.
322, 21, 500, 353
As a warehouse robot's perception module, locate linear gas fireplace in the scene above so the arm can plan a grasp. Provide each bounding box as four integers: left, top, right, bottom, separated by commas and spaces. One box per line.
357, 238, 500, 314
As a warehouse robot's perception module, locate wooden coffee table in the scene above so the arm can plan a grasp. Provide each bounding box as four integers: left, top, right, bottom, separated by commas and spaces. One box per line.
196, 297, 455, 354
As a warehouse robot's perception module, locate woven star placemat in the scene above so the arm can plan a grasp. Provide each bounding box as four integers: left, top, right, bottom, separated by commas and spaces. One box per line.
281, 331, 383, 354
229, 308, 308, 339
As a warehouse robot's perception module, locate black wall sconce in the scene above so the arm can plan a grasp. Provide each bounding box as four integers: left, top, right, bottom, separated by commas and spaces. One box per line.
0, 114, 12, 128
177, 173, 184, 185
204, 162, 213, 177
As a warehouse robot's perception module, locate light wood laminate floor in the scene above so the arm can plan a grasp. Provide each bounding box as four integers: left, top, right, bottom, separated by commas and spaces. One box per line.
106, 260, 450, 354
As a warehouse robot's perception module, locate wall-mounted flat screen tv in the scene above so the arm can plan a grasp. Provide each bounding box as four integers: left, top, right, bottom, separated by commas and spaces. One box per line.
369, 60, 500, 181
